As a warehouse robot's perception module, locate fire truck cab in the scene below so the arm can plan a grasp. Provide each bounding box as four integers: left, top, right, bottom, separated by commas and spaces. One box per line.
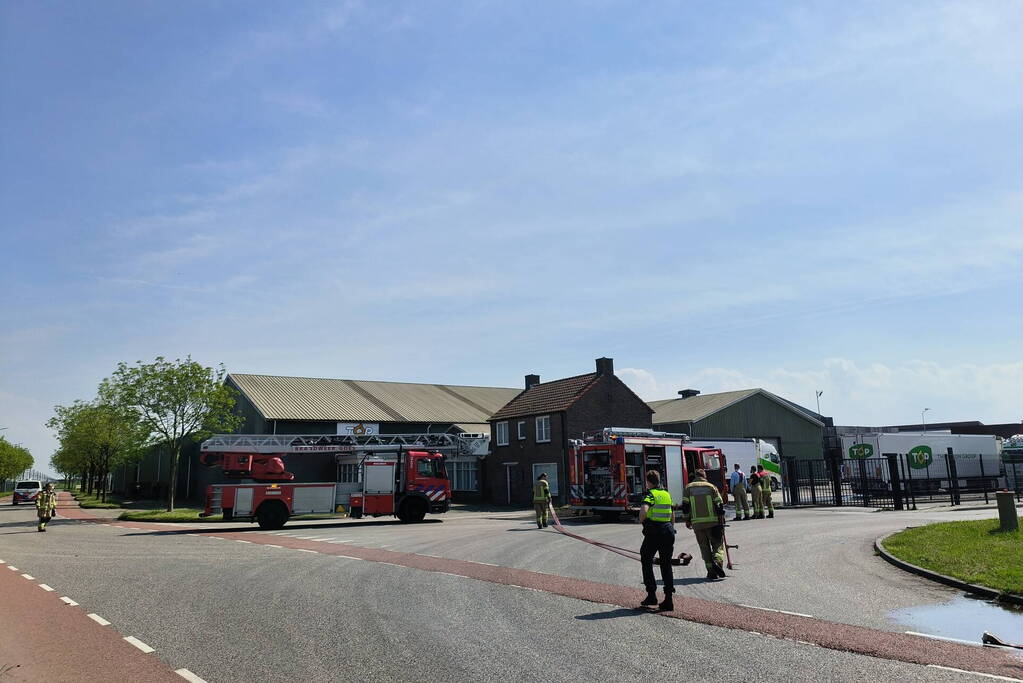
568, 428, 727, 520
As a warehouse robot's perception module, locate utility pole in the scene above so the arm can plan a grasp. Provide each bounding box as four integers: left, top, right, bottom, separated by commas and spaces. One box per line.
815, 390, 823, 416
922, 407, 930, 432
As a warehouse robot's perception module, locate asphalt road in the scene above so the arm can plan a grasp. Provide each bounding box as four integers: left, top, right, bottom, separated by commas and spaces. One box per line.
1, 497, 1021, 682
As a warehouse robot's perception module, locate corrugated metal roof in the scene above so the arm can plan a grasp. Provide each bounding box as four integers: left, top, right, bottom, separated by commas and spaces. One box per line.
229, 374, 520, 423
649, 388, 824, 427
489, 373, 600, 421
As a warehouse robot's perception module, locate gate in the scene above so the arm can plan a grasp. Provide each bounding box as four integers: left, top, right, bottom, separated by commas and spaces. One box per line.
782, 457, 898, 509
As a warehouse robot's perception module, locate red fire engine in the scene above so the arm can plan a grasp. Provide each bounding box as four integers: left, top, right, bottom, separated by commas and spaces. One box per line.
198, 433, 484, 529
568, 428, 728, 520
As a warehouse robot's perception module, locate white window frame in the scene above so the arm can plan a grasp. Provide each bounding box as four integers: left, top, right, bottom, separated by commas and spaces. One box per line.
532, 463, 559, 496
496, 421, 509, 446
535, 415, 551, 443
517, 420, 526, 440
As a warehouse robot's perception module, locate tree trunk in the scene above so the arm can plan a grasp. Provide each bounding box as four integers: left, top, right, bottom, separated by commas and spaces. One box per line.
85, 464, 93, 495
166, 443, 180, 512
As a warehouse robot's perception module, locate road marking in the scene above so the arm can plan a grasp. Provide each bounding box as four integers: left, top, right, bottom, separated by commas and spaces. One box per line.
21, 573, 35, 580
87, 613, 111, 626
296, 549, 318, 553
328, 539, 353, 543
235, 540, 252, 544
738, 604, 813, 619
334, 555, 364, 561
208, 536, 224, 540
295, 536, 319, 540
265, 544, 282, 548
123, 636, 155, 653
906, 631, 981, 647
8, 566, 18, 571
60, 596, 79, 606
0, 559, 5, 563
928, 665, 1023, 681
39, 584, 54, 591
175, 668, 208, 683
476, 562, 499, 567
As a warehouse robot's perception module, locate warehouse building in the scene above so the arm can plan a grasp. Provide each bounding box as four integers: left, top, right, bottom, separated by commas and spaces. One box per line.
115, 373, 519, 503
648, 388, 825, 460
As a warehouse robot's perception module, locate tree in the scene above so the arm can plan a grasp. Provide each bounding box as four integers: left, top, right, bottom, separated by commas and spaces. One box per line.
48, 400, 146, 501
100, 356, 242, 511
0, 436, 33, 489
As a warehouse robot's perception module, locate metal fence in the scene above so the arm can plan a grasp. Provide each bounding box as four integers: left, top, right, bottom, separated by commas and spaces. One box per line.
782, 453, 1020, 509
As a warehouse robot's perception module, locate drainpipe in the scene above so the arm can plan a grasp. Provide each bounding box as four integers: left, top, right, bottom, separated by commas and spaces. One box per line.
559, 412, 568, 505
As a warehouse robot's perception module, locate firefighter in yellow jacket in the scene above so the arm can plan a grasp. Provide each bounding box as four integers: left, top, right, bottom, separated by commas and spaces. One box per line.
681, 469, 726, 580
757, 464, 775, 519
36, 482, 57, 532
533, 473, 551, 528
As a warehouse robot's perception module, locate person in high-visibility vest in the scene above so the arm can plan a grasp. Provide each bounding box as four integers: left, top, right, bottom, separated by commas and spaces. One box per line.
533, 473, 552, 529
681, 469, 726, 580
757, 465, 775, 518
36, 482, 58, 532
729, 463, 750, 521
749, 465, 763, 518
639, 470, 675, 611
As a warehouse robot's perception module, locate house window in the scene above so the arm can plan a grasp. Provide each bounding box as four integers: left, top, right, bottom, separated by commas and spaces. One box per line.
536, 415, 551, 443
496, 421, 509, 446
449, 460, 479, 492
517, 421, 526, 440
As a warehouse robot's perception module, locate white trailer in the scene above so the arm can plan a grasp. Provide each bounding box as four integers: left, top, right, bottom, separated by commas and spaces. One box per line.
840, 432, 1004, 490
687, 438, 782, 491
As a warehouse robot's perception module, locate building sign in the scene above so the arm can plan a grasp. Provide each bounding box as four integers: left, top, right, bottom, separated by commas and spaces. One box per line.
336, 422, 379, 436
908, 445, 934, 469
848, 443, 874, 459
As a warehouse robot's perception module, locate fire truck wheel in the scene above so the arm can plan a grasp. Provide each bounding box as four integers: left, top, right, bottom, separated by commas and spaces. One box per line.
349, 506, 363, 519
398, 497, 427, 523
771, 478, 780, 492
256, 501, 289, 530
598, 511, 620, 523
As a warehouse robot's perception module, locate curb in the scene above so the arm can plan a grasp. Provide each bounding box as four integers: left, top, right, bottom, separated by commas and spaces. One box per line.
874, 531, 1023, 607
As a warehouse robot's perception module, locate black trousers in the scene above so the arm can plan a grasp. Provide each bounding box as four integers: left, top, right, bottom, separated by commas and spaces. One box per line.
640, 526, 675, 595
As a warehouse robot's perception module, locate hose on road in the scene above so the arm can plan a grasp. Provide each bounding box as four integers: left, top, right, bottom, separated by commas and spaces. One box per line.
547, 504, 693, 566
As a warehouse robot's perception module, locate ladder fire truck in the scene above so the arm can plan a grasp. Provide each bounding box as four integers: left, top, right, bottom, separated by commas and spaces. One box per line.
568, 428, 728, 520
198, 433, 485, 529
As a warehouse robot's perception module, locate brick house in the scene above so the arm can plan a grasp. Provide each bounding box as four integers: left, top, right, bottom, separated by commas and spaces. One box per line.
485, 358, 653, 505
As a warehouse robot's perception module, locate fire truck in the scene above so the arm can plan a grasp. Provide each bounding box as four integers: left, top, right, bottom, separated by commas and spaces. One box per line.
198, 433, 485, 529
568, 428, 728, 520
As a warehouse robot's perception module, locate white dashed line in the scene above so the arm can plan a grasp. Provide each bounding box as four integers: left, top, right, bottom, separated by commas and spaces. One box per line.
60, 596, 79, 606
7, 566, 18, 571
208, 537, 224, 540
334, 555, 364, 561
738, 604, 813, 619
295, 536, 318, 540
235, 540, 252, 544
927, 665, 1023, 681
296, 549, 318, 553
21, 573, 35, 580
38, 584, 54, 591
0, 559, 6, 564
175, 668, 208, 683
87, 613, 111, 626
123, 636, 155, 653
265, 544, 282, 548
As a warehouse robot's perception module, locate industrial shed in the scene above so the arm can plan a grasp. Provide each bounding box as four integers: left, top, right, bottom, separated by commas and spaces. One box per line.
648, 388, 824, 460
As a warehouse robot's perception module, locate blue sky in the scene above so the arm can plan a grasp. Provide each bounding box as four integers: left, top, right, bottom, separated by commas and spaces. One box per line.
3, 1, 1022, 469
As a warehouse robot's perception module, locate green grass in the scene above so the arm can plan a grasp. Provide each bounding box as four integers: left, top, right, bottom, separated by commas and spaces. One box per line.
883, 519, 1023, 595
72, 491, 124, 509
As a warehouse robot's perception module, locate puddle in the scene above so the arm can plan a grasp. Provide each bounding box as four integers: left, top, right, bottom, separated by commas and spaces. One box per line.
890, 594, 1023, 644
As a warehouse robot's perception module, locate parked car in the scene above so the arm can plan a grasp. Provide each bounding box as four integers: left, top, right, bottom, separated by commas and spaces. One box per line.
12, 480, 42, 505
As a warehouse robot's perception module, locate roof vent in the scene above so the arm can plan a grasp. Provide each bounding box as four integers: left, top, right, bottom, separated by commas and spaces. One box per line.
678, 389, 700, 399
595, 357, 614, 375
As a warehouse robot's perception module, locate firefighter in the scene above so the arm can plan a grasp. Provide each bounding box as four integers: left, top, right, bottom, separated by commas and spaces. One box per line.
681, 469, 726, 580
730, 463, 750, 521
750, 465, 763, 518
533, 472, 551, 529
639, 470, 675, 611
36, 482, 57, 532
758, 465, 775, 518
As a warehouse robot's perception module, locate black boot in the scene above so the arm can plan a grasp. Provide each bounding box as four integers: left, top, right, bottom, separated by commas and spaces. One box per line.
715, 563, 727, 578
658, 595, 674, 611
640, 593, 658, 607
767, 511, 774, 518
706, 568, 716, 580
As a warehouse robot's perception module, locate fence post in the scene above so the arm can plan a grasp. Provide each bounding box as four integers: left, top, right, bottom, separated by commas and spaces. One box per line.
829, 457, 843, 507
978, 454, 988, 505
946, 449, 960, 506
784, 458, 799, 506
902, 455, 917, 510
885, 453, 903, 510
857, 459, 870, 507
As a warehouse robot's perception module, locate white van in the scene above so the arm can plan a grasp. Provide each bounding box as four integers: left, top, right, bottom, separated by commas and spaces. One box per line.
687, 438, 782, 491
12, 480, 42, 505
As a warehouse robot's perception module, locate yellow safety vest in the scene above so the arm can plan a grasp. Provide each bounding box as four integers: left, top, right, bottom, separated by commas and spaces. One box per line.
643, 488, 673, 522
533, 480, 551, 502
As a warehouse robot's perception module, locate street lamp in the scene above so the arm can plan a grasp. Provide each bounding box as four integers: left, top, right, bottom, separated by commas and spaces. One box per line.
922, 408, 930, 432
815, 390, 823, 416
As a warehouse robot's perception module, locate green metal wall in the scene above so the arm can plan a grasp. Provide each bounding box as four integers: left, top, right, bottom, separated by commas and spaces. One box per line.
656, 393, 824, 459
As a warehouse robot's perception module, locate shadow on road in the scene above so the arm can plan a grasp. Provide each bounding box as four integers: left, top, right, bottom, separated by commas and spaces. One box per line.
575, 607, 648, 620
120, 518, 444, 537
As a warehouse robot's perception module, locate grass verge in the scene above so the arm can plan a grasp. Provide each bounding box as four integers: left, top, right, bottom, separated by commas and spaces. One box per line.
72, 491, 124, 509
883, 519, 1023, 595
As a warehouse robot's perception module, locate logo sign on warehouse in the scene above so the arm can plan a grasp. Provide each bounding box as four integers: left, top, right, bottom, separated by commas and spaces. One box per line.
908, 445, 933, 469
848, 443, 874, 459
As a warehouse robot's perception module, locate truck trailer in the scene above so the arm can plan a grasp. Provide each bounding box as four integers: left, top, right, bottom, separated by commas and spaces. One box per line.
198, 433, 483, 529
687, 438, 782, 491
568, 428, 727, 520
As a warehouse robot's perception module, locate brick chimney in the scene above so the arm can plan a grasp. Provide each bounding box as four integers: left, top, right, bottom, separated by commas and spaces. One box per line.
678, 389, 700, 399
595, 357, 614, 375
525, 374, 541, 389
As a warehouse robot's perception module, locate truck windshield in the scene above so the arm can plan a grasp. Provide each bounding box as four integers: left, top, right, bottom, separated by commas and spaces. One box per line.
417, 458, 446, 479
